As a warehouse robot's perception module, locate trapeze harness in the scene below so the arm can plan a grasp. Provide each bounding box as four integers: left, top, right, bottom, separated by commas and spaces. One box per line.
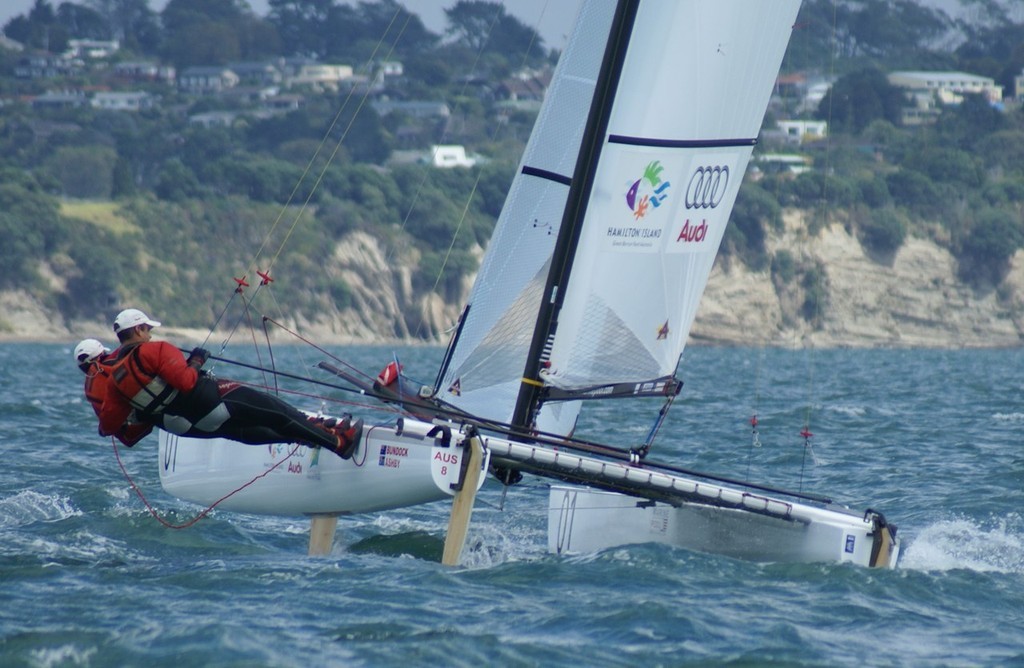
108, 344, 229, 436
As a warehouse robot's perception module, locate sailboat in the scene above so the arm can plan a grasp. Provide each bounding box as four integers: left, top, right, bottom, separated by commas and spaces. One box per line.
157, 0, 900, 568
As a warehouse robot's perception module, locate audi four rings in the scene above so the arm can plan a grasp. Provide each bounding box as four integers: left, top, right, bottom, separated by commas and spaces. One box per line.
684, 166, 729, 209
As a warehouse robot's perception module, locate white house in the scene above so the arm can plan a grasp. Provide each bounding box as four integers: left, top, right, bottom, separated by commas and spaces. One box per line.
65, 39, 119, 59
888, 71, 1003, 124
431, 145, 476, 168
777, 119, 827, 144
179, 67, 240, 93
286, 63, 353, 91
91, 91, 156, 112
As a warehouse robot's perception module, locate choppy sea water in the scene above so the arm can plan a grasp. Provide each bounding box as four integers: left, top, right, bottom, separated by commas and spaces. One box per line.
2, 343, 1023, 666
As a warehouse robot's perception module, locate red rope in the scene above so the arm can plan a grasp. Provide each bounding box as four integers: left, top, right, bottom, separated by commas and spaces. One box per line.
112, 437, 300, 529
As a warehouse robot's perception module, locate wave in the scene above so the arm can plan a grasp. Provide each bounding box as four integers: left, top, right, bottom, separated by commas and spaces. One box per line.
991, 412, 1024, 422
899, 516, 1024, 573
0, 490, 80, 529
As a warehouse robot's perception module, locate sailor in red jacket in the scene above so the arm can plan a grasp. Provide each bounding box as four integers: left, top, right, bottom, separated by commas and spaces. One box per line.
99, 308, 361, 459
75, 338, 153, 447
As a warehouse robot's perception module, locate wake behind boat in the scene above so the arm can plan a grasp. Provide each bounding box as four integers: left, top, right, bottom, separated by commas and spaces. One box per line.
155, 0, 900, 568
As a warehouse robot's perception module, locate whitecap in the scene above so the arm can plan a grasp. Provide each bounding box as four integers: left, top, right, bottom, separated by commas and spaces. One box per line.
991, 412, 1024, 422
829, 404, 867, 417
899, 516, 1024, 573
0, 490, 81, 529
30, 644, 98, 668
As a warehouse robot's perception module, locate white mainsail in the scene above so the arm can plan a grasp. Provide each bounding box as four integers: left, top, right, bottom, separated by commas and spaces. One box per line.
438, 0, 801, 434
545, 1, 799, 391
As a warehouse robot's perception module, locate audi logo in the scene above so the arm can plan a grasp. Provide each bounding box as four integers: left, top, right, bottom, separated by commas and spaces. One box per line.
684, 166, 729, 209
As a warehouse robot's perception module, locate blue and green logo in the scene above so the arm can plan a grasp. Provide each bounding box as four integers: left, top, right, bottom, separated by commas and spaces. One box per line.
625, 160, 671, 220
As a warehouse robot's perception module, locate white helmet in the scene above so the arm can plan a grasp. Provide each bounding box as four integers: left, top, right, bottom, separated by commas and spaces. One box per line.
113, 308, 161, 334
74, 338, 109, 365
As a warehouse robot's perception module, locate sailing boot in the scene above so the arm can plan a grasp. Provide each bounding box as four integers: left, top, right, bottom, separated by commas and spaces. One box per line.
326, 418, 363, 460
307, 415, 338, 429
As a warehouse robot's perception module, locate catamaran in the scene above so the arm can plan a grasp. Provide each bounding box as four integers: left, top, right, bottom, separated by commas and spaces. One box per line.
156, 0, 900, 568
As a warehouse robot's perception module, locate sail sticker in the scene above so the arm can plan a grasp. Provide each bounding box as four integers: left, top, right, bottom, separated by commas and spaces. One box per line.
667, 153, 743, 255
601, 150, 679, 252
448, 378, 461, 396
625, 160, 671, 218
657, 320, 669, 340
378, 444, 409, 469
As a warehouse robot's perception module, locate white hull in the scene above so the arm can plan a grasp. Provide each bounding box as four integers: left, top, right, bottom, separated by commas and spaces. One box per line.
158, 419, 488, 516
548, 486, 900, 568
157, 416, 899, 567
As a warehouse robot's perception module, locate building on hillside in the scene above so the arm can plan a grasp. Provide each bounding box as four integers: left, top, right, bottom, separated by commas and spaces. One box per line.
178, 66, 240, 93
775, 72, 807, 99
91, 91, 156, 112
229, 61, 283, 86
0, 35, 24, 51
113, 61, 176, 83
262, 93, 304, 113
1015, 68, 1024, 102
494, 69, 552, 111
431, 145, 476, 168
285, 62, 353, 91
776, 119, 827, 145
372, 99, 450, 119
65, 39, 119, 60
752, 153, 813, 177
15, 54, 80, 79
888, 71, 1004, 125
32, 90, 88, 109
188, 111, 242, 128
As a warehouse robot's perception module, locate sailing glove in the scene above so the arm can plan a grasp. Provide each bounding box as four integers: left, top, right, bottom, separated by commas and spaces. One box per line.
187, 347, 210, 369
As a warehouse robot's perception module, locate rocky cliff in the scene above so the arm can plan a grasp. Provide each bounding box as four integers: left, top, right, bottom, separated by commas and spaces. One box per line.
694, 211, 1024, 348
6, 213, 1024, 348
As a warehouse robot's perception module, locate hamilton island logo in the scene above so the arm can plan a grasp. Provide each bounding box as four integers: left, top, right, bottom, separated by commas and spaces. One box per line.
625, 160, 671, 220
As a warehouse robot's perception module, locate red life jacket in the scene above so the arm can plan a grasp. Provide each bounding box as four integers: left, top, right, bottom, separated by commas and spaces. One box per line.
107, 344, 179, 417
83, 353, 116, 416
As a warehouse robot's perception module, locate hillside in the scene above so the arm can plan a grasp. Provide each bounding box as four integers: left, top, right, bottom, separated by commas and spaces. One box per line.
6, 210, 1023, 349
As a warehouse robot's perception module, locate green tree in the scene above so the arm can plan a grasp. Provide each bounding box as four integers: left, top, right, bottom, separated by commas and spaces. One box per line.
3, 1, 69, 52
956, 207, 1023, 285
155, 158, 203, 201
722, 182, 781, 270
858, 207, 907, 256
86, 0, 161, 53
45, 145, 118, 199
0, 211, 44, 287
885, 168, 943, 217
445, 0, 547, 74
160, 0, 279, 67
816, 68, 905, 134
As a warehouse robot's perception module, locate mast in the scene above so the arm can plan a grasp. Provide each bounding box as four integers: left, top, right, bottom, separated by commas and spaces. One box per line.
509, 0, 641, 434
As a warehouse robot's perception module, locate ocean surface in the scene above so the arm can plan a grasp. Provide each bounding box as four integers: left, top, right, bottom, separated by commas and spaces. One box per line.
2, 342, 1023, 667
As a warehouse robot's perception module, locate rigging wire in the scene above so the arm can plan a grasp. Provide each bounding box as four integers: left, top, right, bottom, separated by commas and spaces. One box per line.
202, 6, 409, 363
797, 0, 842, 486
112, 436, 301, 530
410, 2, 553, 340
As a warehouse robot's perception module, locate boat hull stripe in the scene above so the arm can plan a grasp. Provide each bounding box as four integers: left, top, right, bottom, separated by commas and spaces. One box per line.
608, 135, 757, 148
521, 165, 572, 186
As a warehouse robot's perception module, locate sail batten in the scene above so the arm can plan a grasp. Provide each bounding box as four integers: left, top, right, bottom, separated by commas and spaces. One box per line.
609, 135, 758, 148
521, 166, 573, 186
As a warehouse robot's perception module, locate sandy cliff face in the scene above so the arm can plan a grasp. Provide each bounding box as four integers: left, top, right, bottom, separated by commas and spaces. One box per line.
693, 211, 1024, 348
5, 215, 1024, 347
